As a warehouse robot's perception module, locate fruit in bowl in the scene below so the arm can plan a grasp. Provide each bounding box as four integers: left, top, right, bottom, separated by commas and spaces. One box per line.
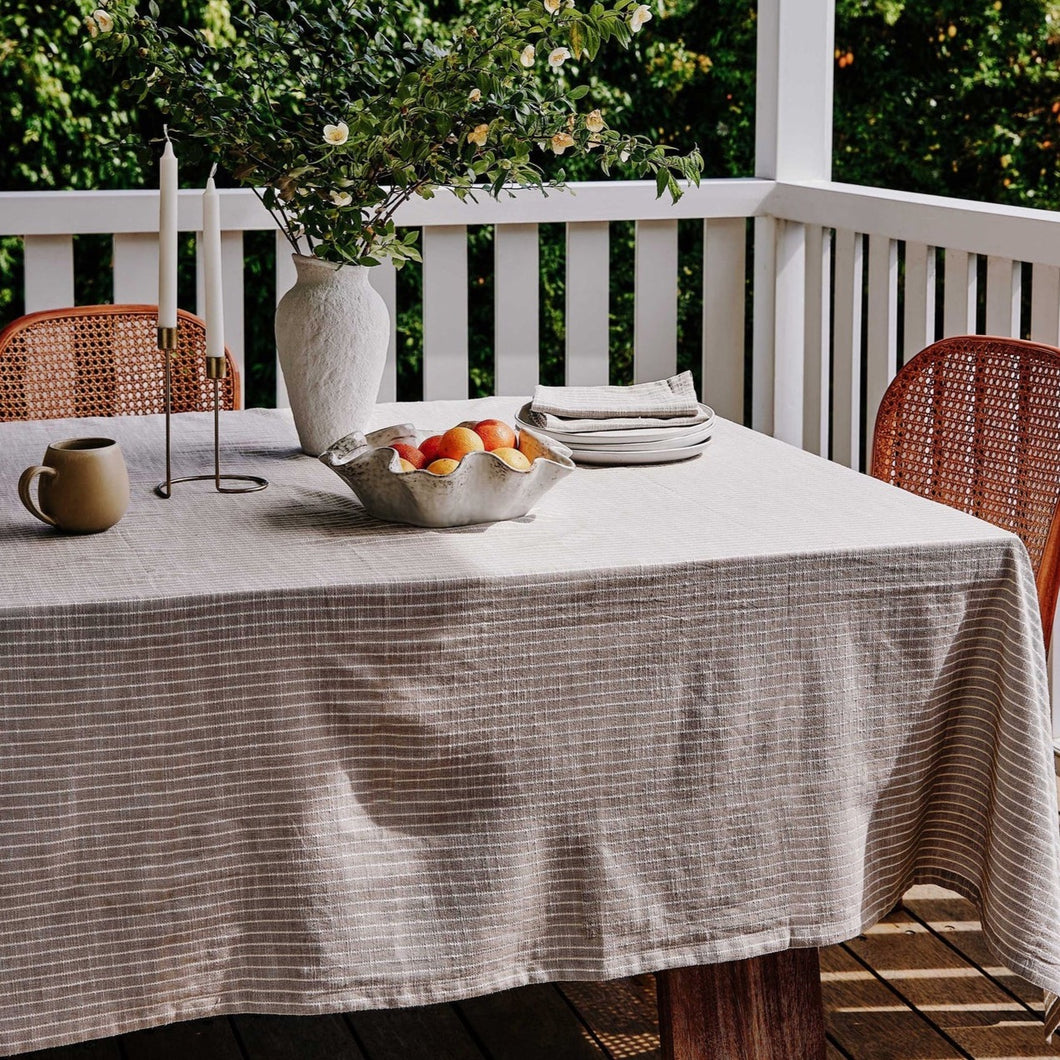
319, 417, 575, 528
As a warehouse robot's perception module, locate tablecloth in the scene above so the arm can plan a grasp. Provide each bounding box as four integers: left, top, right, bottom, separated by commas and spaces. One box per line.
1, 398, 1059, 1055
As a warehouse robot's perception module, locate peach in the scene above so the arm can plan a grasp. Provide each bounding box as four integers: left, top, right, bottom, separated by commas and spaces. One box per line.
473, 418, 517, 451
437, 426, 485, 461
426, 458, 460, 475
490, 446, 532, 471
396, 457, 417, 473
419, 434, 444, 464
391, 442, 426, 469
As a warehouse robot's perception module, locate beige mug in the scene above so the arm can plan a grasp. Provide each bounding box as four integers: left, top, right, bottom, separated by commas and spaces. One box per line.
18, 438, 130, 534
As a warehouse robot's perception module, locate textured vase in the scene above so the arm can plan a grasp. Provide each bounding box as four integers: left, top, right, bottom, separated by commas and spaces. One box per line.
275, 254, 389, 456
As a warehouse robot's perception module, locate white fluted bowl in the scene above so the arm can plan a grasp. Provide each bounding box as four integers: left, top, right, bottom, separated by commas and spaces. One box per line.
319, 423, 575, 528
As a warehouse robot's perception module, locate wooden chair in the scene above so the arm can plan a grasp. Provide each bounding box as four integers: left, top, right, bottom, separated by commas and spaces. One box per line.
871, 334, 1060, 649
0, 304, 239, 422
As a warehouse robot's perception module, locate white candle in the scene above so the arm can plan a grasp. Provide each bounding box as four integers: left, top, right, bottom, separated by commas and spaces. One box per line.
202, 172, 224, 358
158, 138, 178, 330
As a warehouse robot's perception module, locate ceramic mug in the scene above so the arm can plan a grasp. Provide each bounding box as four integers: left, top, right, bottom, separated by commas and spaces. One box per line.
18, 438, 130, 534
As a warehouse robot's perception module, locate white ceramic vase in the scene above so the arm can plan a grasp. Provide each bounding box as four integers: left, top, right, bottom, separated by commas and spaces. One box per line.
275, 254, 389, 456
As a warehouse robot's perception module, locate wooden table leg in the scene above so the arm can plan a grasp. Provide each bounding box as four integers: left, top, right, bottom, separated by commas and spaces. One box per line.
657, 948, 825, 1060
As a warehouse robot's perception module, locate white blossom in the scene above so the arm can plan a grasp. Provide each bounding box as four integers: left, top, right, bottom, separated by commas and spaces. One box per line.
544, 0, 562, 12
551, 132, 575, 155
548, 47, 571, 70
585, 109, 605, 133
520, 44, 536, 67
468, 123, 490, 146
329, 190, 352, 206
92, 9, 114, 32
630, 4, 652, 32
468, 87, 482, 102
322, 122, 349, 146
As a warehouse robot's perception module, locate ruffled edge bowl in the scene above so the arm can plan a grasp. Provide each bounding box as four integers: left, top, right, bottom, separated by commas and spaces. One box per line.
319, 423, 575, 527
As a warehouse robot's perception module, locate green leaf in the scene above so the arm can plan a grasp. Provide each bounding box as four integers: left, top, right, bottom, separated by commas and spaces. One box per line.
585, 25, 601, 59
569, 21, 584, 59
655, 167, 668, 198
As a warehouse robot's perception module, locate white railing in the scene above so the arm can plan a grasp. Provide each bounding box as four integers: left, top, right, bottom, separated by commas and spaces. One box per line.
0, 179, 769, 424
5, 177, 1060, 475
766, 181, 1060, 474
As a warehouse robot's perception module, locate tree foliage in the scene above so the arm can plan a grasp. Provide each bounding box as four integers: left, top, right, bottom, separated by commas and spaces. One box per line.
5, 0, 1060, 400
832, 0, 1060, 207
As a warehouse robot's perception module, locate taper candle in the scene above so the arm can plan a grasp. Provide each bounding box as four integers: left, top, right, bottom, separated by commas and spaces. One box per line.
203, 167, 224, 358
158, 133, 178, 330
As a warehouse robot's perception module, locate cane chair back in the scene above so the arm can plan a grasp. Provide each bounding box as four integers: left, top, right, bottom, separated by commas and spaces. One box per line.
0, 305, 239, 422
870, 335, 1060, 649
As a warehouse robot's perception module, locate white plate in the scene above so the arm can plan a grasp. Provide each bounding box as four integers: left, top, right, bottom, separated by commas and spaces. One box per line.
567, 435, 713, 465
516, 403, 715, 444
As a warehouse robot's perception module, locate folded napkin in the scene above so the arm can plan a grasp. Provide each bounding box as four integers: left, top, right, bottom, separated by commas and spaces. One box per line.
525, 371, 708, 432
532, 371, 700, 419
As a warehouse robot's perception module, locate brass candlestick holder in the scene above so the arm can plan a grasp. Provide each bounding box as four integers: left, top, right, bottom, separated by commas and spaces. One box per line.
154, 328, 269, 498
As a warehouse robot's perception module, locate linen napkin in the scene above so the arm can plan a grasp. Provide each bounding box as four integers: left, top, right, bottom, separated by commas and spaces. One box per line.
525, 370, 709, 432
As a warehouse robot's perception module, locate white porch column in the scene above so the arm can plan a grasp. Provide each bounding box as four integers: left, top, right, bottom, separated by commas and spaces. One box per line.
753, 0, 835, 441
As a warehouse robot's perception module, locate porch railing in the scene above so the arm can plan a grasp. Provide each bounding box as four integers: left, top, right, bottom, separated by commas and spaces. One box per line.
767, 181, 1060, 474
0, 179, 767, 423
4, 177, 1060, 477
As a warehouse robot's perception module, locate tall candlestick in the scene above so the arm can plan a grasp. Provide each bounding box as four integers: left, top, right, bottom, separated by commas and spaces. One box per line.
158, 133, 178, 330
203, 167, 224, 358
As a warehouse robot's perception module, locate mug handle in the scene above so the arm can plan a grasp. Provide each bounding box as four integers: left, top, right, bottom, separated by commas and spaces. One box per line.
18, 465, 58, 526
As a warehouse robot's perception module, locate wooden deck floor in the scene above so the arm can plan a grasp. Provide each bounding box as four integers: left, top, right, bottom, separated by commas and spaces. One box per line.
20, 887, 1060, 1060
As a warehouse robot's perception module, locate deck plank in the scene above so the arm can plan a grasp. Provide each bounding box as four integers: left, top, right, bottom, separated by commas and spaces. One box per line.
17, 1038, 122, 1060
121, 1016, 244, 1060
456, 983, 607, 1060
845, 904, 1060, 1058
559, 976, 660, 1059
900, 886, 1043, 1009
348, 1003, 485, 1060
231, 1013, 365, 1059
820, 941, 965, 1058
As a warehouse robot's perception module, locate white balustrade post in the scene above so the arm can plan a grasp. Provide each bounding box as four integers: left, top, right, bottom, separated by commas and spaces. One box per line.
772, 220, 805, 446
23, 235, 74, 313
755, 0, 835, 440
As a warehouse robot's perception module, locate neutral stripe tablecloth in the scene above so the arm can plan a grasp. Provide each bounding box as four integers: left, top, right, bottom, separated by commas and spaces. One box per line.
2, 399, 1059, 1054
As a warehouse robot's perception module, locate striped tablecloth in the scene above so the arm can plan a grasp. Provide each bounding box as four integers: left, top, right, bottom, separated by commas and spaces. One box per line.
2, 399, 1059, 1054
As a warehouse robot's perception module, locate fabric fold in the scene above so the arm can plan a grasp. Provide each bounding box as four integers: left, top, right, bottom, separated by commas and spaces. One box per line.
521, 404, 712, 434
530, 370, 700, 421
1046, 991, 1060, 1041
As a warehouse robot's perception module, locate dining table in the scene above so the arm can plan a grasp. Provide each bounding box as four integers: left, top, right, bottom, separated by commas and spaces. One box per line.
3, 396, 1060, 1060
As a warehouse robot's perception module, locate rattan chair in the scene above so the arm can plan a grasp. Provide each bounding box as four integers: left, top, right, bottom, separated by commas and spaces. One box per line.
871, 334, 1060, 649
0, 304, 239, 422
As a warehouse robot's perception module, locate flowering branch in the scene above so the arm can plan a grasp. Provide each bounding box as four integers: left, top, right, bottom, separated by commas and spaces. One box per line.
90, 0, 703, 267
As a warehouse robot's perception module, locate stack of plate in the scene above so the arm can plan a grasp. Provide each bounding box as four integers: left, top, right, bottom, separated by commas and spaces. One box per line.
515, 403, 716, 465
